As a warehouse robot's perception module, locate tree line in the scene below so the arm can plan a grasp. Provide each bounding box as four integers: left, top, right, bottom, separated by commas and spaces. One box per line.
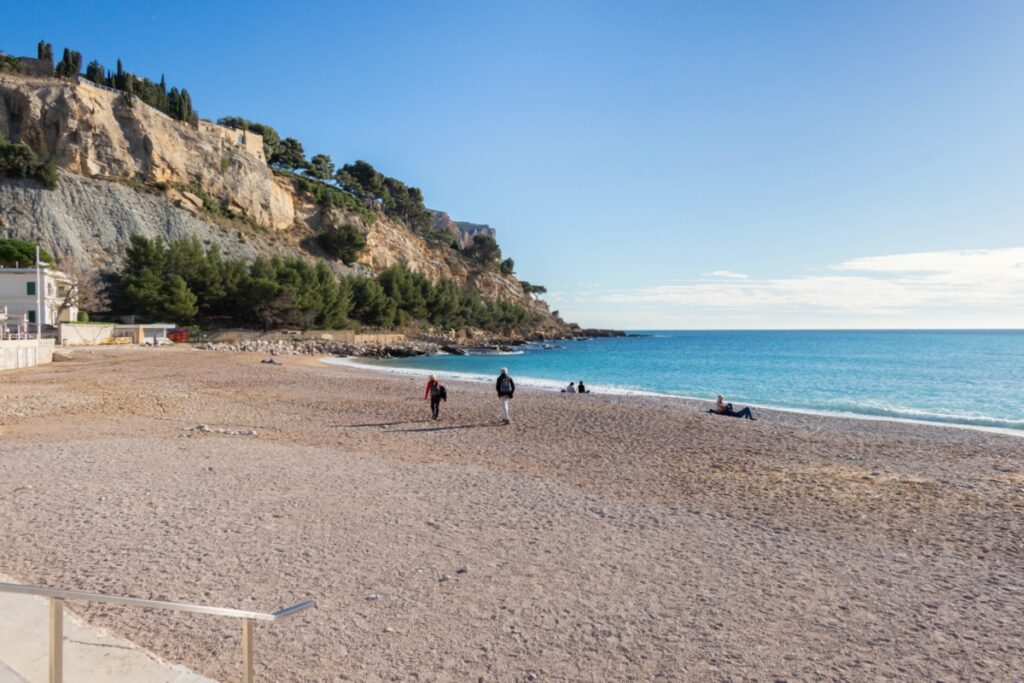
112, 236, 537, 332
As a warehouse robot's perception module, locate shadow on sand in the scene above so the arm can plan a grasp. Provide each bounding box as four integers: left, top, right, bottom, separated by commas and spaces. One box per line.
395, 422, 502, 433
330, 419, 432, 429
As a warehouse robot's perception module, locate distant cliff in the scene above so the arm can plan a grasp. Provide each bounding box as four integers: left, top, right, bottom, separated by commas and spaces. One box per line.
431, 210, 497, 249
0, 71, 566, 333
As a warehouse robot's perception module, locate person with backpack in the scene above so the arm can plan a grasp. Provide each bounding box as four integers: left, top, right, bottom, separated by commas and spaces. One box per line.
495, 367, 515, 425
424, 374, 447, 420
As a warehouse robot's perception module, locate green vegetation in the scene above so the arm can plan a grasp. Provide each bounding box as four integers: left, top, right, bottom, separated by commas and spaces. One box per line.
372, 264, 537, 330
337, 160, 433, 233
465, 233, 502, 269
111, 236, 537, 332
0, 54, 22, 73
0, 238, 55, 267
279, 170, 375, 222
307, 154, 335, 181
500, 257, 515, 275
78, 54, 197, 123
318, 224, 366, 265
113, 236, 350, 329
55, 48, 82, 79
0, 134, 58, 189
520, 281, 547, 297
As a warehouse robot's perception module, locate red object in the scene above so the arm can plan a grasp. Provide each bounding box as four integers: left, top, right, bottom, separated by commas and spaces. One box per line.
167, 329, 189, 343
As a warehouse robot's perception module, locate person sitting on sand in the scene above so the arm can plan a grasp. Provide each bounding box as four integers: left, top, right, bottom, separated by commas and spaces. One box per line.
496, 367, 515, 424
578, 380, 590, 394
712, 394, 755, 420
562, 382, 577, 393
424, 374, 447, 420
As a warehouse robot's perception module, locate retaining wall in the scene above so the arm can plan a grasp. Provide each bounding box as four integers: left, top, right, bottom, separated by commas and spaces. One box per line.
0, 339, 55, 370
59, 323, 115, 346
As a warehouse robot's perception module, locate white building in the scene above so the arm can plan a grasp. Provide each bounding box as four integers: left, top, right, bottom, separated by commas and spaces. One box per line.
0, 267, 78, 329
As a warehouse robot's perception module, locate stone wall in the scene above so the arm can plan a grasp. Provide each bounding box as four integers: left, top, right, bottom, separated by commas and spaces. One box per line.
197, 121, 266, 162
0, 338, 54, 370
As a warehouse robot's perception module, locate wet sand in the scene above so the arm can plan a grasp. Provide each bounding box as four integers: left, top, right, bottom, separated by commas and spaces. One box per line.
0, 347, 1021, 681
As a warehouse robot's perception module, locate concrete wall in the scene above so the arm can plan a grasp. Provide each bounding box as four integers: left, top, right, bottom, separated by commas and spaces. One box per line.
197, 121, 266, 162
0, 338, 55, 370
60, 323, 114, 346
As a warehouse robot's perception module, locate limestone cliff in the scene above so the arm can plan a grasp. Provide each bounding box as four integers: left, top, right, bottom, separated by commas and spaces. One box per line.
0, 71, 562, 329
431, 210, 496, 249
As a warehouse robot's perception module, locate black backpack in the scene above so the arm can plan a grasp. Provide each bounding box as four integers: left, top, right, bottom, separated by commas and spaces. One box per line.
499, 376, 512, 394
432, 384, 447, 401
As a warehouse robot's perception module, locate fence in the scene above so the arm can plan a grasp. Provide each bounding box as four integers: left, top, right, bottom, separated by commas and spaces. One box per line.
0, 581, 315, 683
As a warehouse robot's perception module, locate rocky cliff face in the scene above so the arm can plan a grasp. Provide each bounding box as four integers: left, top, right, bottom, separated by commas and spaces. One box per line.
431, 210, 497, 249
0, 72, 561, 327
0, 74, 294, 229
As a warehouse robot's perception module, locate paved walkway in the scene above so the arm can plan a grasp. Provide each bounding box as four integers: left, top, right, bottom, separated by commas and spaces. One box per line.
0, 575, 215, 683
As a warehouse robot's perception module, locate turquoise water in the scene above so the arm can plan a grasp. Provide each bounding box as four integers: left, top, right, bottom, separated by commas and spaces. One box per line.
339, 330, 1024, 433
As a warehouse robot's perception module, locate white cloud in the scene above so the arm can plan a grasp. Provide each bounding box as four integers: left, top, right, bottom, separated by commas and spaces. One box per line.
584, 247, 1024, 327
704, 270, 749, 279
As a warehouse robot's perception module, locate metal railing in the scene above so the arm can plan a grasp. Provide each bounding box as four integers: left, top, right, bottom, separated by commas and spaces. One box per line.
0, 581, 315, 683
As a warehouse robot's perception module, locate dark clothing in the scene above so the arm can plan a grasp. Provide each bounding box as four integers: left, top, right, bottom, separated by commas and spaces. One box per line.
425, 379, 439, 400
425, 379, 445, 419
496, 373, 515, 397
709, 404, 755, 420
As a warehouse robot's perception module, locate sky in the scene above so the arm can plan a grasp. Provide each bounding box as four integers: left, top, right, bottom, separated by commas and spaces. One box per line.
4, 1, 1023, 328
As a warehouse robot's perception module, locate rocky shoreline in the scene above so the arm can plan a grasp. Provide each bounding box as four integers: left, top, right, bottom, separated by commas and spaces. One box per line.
195, 339, 441, 358
195, 327, 629, 359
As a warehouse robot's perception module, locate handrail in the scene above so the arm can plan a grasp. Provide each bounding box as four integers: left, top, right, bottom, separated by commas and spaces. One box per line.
0, 582, 313, 621
0, 581, 315, 683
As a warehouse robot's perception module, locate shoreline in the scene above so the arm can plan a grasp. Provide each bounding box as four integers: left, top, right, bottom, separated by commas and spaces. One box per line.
325, 355, 1024, 438
1, 347, 1022, 680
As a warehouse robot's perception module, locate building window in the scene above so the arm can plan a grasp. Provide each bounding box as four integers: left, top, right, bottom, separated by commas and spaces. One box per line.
27, 310, 36, 324
26, 281, 36, 296
47, 282, 54, 297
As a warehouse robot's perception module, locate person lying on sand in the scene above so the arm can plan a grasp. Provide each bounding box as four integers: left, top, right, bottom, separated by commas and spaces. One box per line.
260, 358, 282, 365
711, 394, 755, 420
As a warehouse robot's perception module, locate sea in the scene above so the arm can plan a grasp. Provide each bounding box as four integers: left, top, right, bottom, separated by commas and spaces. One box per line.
328, 330, 1024, 434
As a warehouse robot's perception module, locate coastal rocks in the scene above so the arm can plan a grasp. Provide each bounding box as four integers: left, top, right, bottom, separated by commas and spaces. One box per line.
195, 338, 439, 358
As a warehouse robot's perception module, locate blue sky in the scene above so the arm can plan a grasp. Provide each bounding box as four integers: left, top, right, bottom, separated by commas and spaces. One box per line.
4, 1, 1023, 328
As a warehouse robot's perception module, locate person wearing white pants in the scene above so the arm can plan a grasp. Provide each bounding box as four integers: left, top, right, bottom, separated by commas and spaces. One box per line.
495, 367, 515, 425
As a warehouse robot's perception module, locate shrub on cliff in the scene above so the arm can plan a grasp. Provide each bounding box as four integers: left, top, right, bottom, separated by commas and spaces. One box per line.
318, 224, 366, 265
0, 134, 58, 189
466, 233, 501, 269
0, 55, 22, 73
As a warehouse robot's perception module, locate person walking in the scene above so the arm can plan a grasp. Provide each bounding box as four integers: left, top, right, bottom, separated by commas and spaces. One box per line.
496, 367, 515, 424
424, 374, 446, 420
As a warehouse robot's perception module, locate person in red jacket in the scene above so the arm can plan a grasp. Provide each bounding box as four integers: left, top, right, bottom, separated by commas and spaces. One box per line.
424, 374, 446, 420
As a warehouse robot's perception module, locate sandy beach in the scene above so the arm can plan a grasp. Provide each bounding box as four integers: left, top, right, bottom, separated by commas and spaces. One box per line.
0, 347, 1021, 681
